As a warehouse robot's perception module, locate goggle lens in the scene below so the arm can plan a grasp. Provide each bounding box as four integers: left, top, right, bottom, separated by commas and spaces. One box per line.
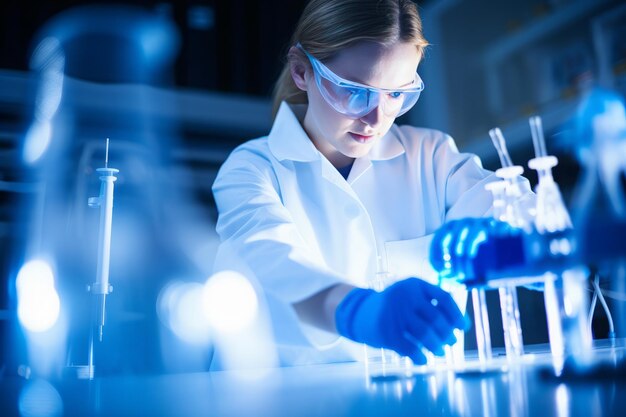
300, 45, 424, 119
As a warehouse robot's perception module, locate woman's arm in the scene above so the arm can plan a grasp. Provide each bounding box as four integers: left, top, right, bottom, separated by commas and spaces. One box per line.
292, 283, 355, 333
213, 146, 345, 305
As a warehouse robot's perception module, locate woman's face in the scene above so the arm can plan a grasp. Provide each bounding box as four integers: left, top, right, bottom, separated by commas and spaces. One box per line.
300, 41, 421, 168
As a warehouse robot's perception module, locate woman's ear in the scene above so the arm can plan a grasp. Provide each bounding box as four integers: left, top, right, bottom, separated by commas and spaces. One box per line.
288, 46, 309, 91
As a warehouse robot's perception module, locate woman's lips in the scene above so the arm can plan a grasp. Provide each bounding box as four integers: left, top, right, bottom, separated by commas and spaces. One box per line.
349, 132, 375, 143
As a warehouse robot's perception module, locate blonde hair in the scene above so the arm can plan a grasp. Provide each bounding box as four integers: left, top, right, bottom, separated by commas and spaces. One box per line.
271, 0, 429, 118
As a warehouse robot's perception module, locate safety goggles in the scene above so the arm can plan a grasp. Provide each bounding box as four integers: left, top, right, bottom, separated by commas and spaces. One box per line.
298, 44, 424, 119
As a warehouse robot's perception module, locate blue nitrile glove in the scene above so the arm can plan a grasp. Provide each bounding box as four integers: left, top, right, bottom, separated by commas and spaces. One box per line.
335, 278, 468, 365
430, 218, 525, 287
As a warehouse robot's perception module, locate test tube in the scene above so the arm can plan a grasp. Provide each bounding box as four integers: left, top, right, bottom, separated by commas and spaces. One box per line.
495, 168, 526, 361
498, 285, 524, 359
471, 287, 493, 365
365, 257, 407, 375
489, 128, 527, 361
474, 180, 510, 366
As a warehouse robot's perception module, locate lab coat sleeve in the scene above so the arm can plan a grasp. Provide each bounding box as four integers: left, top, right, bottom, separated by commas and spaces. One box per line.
385, 129, 533, 285
212, 145, 344, 305
430, 131, 533, 221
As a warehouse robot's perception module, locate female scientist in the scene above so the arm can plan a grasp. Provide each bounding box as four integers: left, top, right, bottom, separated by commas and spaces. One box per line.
212, 0, 530, 366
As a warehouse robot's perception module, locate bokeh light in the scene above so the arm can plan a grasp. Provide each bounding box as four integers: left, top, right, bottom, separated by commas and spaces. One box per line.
16, 260, 61, 333
157, 280, 212, 345
202, 270, 258, 333
18, 379, 63, 417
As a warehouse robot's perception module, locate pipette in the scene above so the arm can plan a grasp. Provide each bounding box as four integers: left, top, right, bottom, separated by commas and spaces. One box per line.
529, 116, 547, 159
489, 127, 514, 168
87, 138, 119, 342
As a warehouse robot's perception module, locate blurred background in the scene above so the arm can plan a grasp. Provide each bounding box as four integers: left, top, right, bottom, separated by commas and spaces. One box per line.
0, 0, 624, 376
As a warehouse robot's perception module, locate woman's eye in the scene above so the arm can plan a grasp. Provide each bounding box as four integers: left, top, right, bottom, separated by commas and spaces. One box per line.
389, 91, 403, 99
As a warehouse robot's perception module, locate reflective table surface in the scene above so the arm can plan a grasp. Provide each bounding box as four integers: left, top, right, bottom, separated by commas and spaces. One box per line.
2, 342, 626, 417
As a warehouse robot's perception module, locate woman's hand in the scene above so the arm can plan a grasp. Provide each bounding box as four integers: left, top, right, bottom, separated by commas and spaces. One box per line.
335, 278, 468, 364
430, 218, 522, 286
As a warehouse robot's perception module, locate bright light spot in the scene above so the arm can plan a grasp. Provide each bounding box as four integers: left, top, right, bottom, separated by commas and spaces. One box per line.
16, 260, 60, 333
555, 384, 570, 417
549, 239, 560, 256
563, 297, 574, 317
559, 239, 572, 256
23, 121, 52, 164
30, 37, 65, 121
441, 233, 452, 250
593, 100, 626, 138
135, 19, 179, 63
455, 227, 469, 256
427, 375, 439, 402
18, 379, 63, 417
157, 281, 211, 346
23, 36, 65, 165
203, 271, 258, 333
16, 260, 54, 291
469, 230, 487, 257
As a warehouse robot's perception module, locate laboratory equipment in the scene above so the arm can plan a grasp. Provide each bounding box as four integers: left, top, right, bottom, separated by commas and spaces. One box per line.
432, 216, 494, 367
468, 180, 509, 366
571, 88, 626, 339
488, 127, 528, 361
431, 216, 625, 293
589, 273, 615, 341
470, 284, 493, 366
489, 128, 533, 231
528, 116, 572, 234
86, 138, 119, 377
364, 257, 403, 376
430, 216, 525, 372
527, 115, 592, 374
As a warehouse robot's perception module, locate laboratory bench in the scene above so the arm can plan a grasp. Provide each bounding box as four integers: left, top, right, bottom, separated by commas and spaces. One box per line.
1, 341, 625, 417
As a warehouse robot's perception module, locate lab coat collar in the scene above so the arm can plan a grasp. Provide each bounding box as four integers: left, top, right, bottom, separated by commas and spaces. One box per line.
268, 102, 321, 162
268, 101, 406, 163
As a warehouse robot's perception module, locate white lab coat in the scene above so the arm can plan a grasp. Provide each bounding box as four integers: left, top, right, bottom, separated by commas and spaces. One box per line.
212, 102, 530, 366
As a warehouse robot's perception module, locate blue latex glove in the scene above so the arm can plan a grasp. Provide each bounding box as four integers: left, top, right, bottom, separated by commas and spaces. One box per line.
335, 278, 468, 364
430, 218, 526, 287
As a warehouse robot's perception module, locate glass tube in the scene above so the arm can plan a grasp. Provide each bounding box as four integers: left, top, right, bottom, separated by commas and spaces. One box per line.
471, 288, 492, 365
489, 127, 528, 361
498, 285, 524, 359
528, 115, 592, 373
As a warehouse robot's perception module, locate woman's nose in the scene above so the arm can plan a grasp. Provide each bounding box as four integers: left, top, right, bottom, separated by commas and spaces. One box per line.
359, 104, 384, 128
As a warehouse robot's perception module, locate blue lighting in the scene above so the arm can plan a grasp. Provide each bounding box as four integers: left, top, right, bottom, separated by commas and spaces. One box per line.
18, 379, 63, 417
16, 260, 61, 333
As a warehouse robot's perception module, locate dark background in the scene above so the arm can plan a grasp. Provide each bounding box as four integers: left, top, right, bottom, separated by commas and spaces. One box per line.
0, 0, 311, 97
